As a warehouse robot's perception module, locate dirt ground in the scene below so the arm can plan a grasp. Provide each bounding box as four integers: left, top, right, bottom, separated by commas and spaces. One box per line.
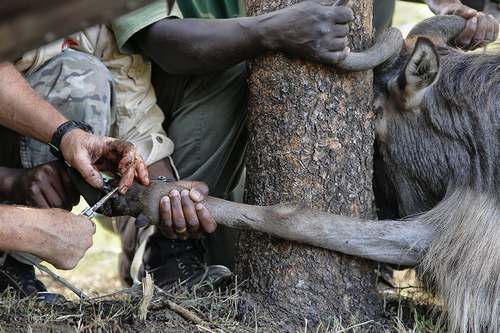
0, 279, 438, 333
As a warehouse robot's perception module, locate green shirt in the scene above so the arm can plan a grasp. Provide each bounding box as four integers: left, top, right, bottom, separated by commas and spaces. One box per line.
111, 0, 244, 54
111, 1, 183, 54
177, 0, 245, 19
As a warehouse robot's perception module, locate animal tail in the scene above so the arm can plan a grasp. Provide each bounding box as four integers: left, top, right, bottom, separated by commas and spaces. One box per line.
416, 186, 500, 333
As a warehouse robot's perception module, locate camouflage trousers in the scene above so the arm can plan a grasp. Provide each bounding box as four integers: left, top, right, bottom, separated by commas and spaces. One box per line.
17, 49, 116, 169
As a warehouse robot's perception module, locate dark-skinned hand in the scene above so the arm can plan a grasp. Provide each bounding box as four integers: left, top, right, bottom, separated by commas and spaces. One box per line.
158, 180, 216, 240
0, 160, 79, 210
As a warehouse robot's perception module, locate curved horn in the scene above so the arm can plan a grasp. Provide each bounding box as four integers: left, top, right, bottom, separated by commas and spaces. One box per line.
406, 15, 467, 44
336, 27, 404, 71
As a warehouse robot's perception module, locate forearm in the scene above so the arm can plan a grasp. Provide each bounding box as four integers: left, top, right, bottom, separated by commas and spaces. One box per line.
0, 206, 45, 253
134, 17, 267, 75
147, 157, 176, 179
0, 205, 95, 269
0, 62, 67, 143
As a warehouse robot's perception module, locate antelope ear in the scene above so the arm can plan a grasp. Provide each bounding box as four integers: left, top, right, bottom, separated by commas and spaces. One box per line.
397, 37, 440, 109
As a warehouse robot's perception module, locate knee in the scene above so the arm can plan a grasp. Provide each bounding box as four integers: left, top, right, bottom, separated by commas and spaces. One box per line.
30, 50, 114, 97
28, 50, 116, 136
48, 50, 114, 91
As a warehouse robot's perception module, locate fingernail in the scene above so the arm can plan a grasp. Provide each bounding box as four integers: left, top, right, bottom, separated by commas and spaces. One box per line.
191, 190, 203, 201
161, 196, 169, 204
196, 203, 204, 210
170, 190, 179, 197
120, 186, 128, 194
94, 178, 104, 188
181, 189, 189, 196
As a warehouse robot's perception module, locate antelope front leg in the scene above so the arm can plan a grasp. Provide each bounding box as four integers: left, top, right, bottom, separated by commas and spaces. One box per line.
98, 180, 431, 267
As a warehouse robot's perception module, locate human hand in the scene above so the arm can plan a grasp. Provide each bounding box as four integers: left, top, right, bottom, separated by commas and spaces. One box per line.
158, 180, 216, 240
0, 160, 79, 210
25, 208, 96, 270
434, 4, 499, 49
260, 0, 353, 64
92, 178, 217, 238
60, 129, 149, 195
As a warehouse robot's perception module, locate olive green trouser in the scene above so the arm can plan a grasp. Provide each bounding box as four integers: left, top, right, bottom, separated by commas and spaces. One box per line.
116, 61, 248, 285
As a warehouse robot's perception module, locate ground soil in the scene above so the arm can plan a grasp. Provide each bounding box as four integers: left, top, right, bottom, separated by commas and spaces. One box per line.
0, 287, 437, 333
0, 265, 441, 333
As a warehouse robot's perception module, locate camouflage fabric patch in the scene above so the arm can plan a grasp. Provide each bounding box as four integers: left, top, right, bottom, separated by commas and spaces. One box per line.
20, 50, 116, 168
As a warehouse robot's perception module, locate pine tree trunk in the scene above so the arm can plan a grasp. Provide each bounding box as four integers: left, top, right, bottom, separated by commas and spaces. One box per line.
235, 0, 383, 330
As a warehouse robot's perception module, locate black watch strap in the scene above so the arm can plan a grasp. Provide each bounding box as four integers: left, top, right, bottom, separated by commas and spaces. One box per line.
151, 176, 177, 182
48, 120, 94, 160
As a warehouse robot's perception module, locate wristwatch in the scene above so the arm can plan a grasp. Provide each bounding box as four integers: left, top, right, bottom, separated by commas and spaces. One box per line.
48, 120, 94, 160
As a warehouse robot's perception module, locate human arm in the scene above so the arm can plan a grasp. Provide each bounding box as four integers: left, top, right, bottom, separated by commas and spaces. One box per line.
423, 0, 499, 49
0, 205, 95, 270
0, 62, 149, 194
141, 158, 216, 240
0, 62, 148, 194
133, 0, 353, 75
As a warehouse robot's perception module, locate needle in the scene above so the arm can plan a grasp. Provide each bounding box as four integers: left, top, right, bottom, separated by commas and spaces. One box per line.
79, 187, 119, 219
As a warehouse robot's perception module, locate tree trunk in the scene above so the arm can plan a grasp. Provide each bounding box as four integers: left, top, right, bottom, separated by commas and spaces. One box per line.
235, 0, 382, 330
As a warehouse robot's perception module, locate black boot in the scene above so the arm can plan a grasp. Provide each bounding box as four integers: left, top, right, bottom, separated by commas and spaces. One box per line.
0, 253, 47, 297
137, 229, 231, 292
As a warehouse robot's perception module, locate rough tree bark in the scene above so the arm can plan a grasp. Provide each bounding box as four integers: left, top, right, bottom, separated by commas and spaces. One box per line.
235, 0, 382, 330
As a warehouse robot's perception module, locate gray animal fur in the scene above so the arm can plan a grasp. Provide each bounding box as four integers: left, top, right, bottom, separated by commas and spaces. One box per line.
374, 35, 500, 332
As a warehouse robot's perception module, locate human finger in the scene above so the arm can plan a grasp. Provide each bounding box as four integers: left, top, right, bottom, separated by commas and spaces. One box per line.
474, 13, 489, 41
27, 164, 72, 209
176, 180, 210, 202
196, 204, 217, 234
159, 196, 177, 239
41, 184, 71, 210
51, 214, 95, 270
451, 16, 477, 48
319, 46, 350, 65
492, 15, 500, 40
444, 4, 477, 17
60, 131, 106, 189
25, 186, 50, 209
484, 14, 499, 41
170, 190, 187, 236
133, 154, 149, 185
112, 141, 138, 194
463, 14, 498, 49
117, 155, 149, 194
47, 165, 80, 209
181, 190, 201, 236
330, 6, 353, 24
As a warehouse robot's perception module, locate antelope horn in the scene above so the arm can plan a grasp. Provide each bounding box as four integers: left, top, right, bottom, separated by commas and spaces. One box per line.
336, 27, 404, 71
406, 15, 467, 45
